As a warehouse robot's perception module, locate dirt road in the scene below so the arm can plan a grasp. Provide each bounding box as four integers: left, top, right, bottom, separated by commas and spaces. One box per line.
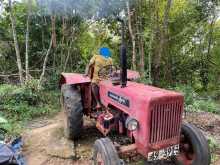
23, 112, 95, 165
22, 111, 220, 165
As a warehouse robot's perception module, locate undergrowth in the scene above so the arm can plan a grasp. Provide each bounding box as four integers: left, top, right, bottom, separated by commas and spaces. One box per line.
208, 136, 220, 164
138, 77, 219, 114
0, 83, 60, 135
172, 85, 220, 113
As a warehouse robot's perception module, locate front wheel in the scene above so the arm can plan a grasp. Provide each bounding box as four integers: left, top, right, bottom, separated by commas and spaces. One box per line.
175, 123, 211, 165
93, 138, 122, 165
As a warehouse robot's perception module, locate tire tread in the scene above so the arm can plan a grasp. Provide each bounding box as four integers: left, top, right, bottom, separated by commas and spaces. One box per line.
61, 84, 83, 140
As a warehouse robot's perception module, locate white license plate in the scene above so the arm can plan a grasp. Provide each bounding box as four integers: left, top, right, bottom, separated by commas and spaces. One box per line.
148, 144, 179, 161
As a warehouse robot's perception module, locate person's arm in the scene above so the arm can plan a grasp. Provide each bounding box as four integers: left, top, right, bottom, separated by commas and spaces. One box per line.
84, 64, 91, 76
109, 58, 113, 66
84, 55, 96, 77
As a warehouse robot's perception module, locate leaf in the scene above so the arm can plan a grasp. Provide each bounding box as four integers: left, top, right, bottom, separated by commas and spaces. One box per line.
0, 115, 7, 124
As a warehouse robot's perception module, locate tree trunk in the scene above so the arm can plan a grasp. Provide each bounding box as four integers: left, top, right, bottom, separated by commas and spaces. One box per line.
201, 13, 216, 90
25, 0, 31, 81
51, 15, 57, 48
148, 0, 154, 84
140, 38, 145, 74
42, 27, 45, 50
38, 38, 53, 88
63, 48, 70, 72
126, 1, 136, 70
207, 15, 215, 61
9, 0, 24, 85
61, 16, 67, 69
41, 17, 45, 50
153, 0, 172, 85
137, 0, 145, 75
62, 16, 67, 43
148, 33, 153, 84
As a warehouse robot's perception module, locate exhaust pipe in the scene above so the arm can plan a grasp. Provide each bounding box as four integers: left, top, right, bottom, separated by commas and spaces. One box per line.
117, 17, 127, 88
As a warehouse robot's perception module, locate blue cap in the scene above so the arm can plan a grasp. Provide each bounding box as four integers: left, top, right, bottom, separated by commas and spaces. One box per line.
99, 47, 111, 58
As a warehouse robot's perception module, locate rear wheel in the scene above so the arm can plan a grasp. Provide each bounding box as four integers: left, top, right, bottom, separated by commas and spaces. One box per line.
175, 123, 211, 165
61, 84, 83, 140
93, 137, 122, 165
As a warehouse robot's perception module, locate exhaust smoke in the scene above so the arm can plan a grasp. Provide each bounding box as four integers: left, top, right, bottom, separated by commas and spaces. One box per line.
37, 0, 133, 19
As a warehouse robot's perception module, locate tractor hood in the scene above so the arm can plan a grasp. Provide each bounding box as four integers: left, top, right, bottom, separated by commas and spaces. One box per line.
100, 80, 183, 110
99, 80, 184, 156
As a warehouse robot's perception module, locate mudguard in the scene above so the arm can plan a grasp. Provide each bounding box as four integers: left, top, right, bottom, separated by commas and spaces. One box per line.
126, 70, 140, 81
60, 73, 91, 86
60, 70, 140, 86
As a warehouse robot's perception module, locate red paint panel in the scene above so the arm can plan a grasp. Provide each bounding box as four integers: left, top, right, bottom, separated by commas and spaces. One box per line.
60, 73, 91, 85
127, 70, 140, 80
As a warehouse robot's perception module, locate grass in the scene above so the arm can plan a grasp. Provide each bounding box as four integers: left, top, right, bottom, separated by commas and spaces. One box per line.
208, 136, 220, 164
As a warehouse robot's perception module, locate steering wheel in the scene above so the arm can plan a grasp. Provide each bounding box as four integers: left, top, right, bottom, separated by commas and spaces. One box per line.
98, 65, 119, 80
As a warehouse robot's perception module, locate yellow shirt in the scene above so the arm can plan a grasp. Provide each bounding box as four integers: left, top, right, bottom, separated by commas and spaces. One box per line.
89, 54, 113, 84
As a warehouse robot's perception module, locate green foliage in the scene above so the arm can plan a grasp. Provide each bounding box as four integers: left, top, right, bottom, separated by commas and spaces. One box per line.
24, 79, 41, 91
0, 84, 60, 135
0, 0, 219, 93
0, 112, 22, 136
173, 85, 197, 106
173, 85, 220, 113
208, 136, 220, 164
44, 71, 60, 90
0, 115, 7, 124
136, 72, 153, 85
193, 99, 219, 113
208, 136, 220, 152
0, 84, 42, 107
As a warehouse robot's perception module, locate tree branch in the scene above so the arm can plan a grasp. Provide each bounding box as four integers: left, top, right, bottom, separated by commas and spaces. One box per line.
38, 38, 53, 88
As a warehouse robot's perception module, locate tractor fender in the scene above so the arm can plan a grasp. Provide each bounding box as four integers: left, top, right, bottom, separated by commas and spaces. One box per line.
60, 70, 139, 87
60, 73, 91, 87
127, 70, 140, 81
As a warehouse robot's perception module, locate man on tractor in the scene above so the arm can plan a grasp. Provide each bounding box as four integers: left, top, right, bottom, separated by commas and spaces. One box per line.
84, 47, 113, 109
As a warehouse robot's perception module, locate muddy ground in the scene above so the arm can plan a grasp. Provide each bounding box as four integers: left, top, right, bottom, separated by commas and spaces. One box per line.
22, 111, 220, 165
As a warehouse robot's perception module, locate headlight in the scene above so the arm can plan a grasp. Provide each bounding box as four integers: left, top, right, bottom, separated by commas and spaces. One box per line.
125, 117, 139, 131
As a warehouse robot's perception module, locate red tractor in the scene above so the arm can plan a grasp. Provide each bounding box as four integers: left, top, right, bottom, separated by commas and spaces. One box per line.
60, 20, 210, 165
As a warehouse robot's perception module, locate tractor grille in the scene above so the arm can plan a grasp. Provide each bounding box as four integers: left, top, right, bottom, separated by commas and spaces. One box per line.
150, 102, 183, 144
